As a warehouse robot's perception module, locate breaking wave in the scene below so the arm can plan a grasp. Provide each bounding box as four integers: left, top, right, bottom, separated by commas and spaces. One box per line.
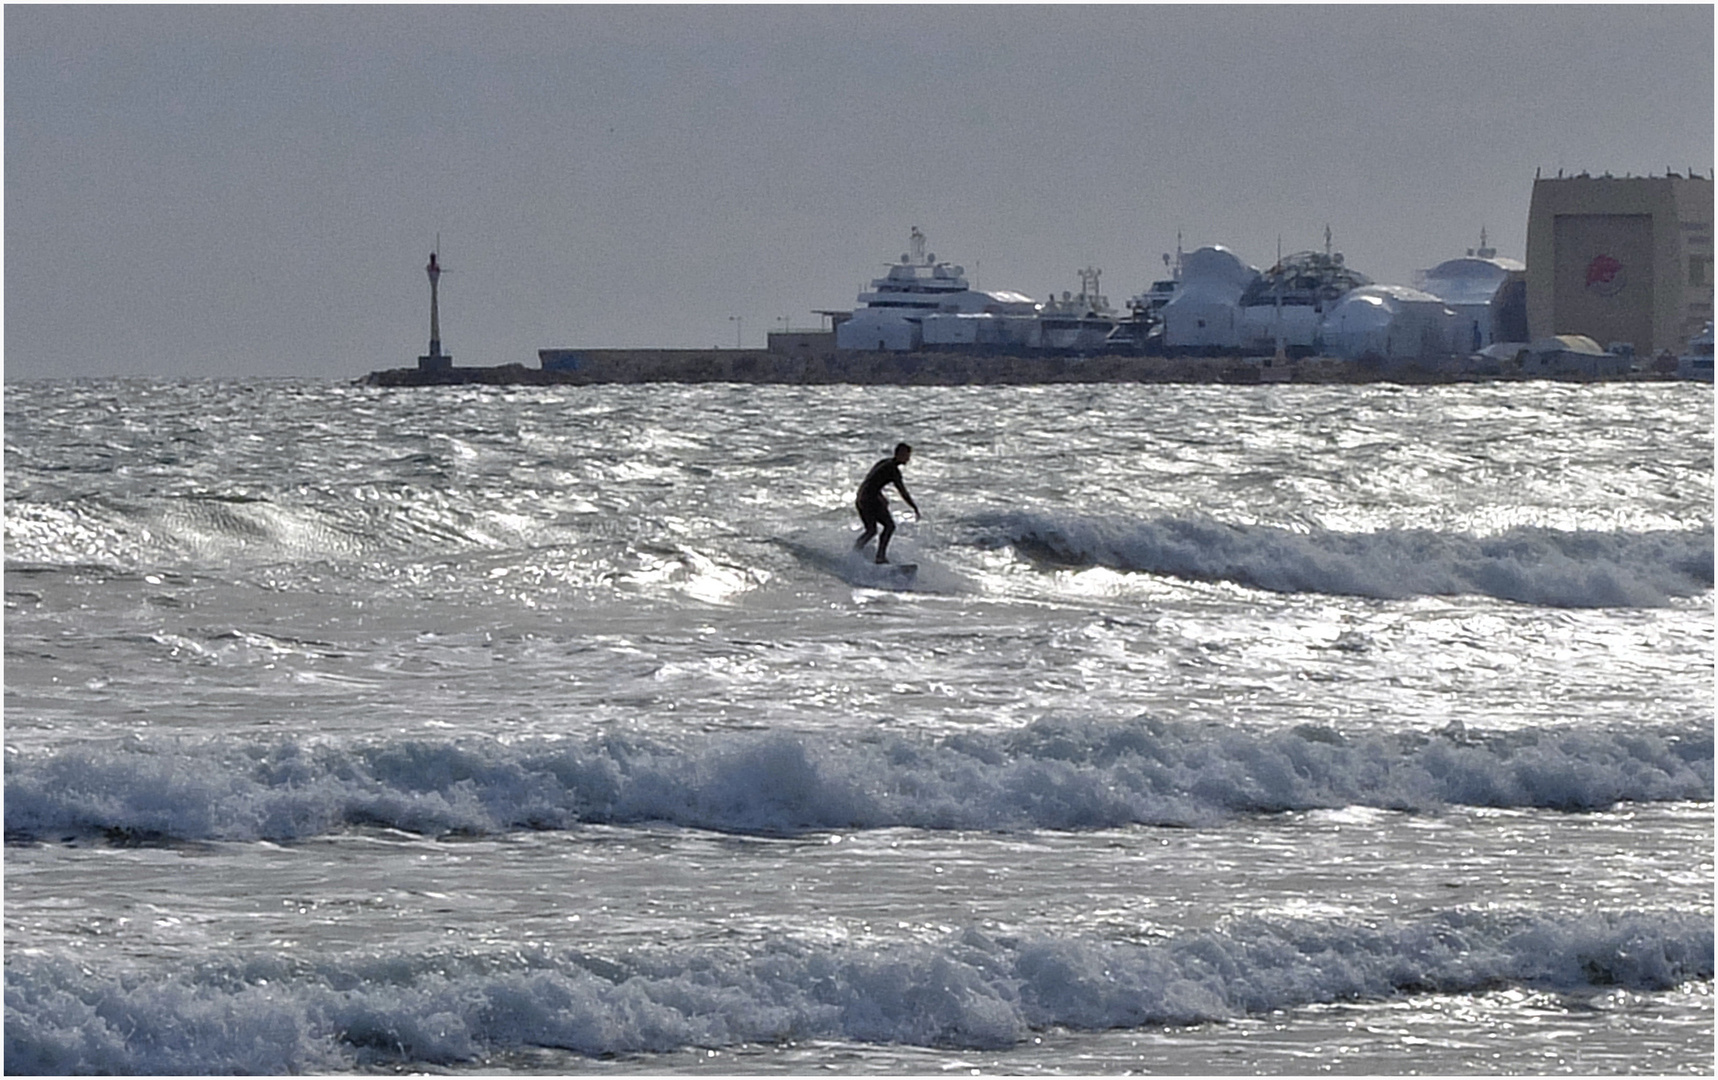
982, 511, 1714, 608
7, 717, 1709, 844
5, 907, 1710, 1071
2, 491, 563, 572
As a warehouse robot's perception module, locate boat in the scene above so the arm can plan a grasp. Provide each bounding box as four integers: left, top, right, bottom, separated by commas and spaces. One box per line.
1677, 322, 1714, 381
1158, 245, 1259, 354
1321, 284, 1460, 364
1413, 228, 1529, 352
1519, 334, 1632, 377
1130, 240, 1185, 321
1036, 267, 1121, 351
834, 227, 1038, 352
1129, 276, 1181, 319
1237, 229, 1372, 356
1114, 243, 1187, 355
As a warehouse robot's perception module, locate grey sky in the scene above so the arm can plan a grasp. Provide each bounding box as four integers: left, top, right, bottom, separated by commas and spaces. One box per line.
6, 4, 1713, 380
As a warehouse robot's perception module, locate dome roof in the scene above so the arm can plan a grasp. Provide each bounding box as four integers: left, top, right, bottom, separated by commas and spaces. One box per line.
1426, 255, 1525, 277
1327, 284, 1446, 313
1528, 335, 1606, 356
1180, 246, 1259, 288
1419, 257, 1525, 305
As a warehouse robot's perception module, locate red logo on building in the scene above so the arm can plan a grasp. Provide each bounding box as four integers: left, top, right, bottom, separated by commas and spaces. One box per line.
1585, 254, 1625, 296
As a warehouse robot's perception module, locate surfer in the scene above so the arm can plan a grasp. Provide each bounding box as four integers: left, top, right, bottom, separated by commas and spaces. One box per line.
854, 443, 919, 564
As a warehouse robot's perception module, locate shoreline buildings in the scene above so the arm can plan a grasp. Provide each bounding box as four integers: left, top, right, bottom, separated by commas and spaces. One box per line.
523, 172, 1715, 383
1526, 173, 1714, 358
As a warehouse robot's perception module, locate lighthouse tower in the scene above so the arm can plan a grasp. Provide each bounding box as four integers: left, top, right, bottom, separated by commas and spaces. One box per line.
418, 250, 452, 371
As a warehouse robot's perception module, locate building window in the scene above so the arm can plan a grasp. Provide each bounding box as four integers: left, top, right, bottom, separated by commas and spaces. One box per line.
1692, 255, 1715, 287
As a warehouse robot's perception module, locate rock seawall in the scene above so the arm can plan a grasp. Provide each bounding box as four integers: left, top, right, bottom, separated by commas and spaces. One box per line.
358, 349, 1681, 388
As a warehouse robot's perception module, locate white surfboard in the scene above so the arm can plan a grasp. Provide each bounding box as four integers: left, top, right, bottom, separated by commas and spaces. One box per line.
774, 539, 922, 590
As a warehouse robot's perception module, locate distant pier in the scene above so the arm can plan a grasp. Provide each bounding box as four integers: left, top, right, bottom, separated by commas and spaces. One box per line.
358, 348, 1687, 388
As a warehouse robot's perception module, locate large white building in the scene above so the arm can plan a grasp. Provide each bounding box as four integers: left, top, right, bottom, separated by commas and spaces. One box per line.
1236, 245, 1372, 355
1158, 246, 1259, 352
1321, 285, 1460, 363
1414, 234, 1528, 352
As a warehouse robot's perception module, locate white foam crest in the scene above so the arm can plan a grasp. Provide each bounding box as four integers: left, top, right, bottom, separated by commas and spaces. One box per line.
986, 510, 1715, 608
615, 545, 769, 604
5, 908, 1710, 1071
3, 488, 578, 573
2, 499, 165, 570
7, 718, 1709, 843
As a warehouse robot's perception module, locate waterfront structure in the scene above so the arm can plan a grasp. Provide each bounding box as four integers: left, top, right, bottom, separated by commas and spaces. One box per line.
1415, 229, 1529, 352
1159, 246, 1259, 353
833, 227, 1038, 352
1321, 285, 1459, 364
419, 250, 452, 371
1237, 234, 1372, 355
529, 175, 1711, 384
1518, 334, 1632, 378
1678, 321, 1713, 381
765, 328, 838, 360
1525, 173, 1714, 357
1034, 267, 1122, 351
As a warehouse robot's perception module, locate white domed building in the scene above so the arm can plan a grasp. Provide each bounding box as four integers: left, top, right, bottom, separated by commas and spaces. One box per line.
1321, 285, 1461, 363
1414, 233, 1528, 353
1159, 246, 1260, 353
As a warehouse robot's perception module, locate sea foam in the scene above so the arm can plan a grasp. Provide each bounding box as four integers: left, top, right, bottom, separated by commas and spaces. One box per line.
6, 717, 1709, 843
984, 511, 1715, 608
5, 907, 1710, 1071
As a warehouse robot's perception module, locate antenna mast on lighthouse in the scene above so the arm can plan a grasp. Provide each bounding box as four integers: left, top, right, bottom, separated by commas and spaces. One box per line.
418, 237, 453, 371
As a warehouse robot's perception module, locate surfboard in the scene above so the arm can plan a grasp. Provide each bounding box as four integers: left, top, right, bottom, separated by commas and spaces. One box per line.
850, 558, 918, 589
773, 538, 921, 590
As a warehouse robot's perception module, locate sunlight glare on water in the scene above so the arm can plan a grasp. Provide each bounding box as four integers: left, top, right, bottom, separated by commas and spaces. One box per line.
4, 378, 1711, 1073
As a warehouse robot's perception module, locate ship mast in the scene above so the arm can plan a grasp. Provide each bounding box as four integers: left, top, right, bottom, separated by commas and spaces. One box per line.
1077, 266, 1103, 309
1469, 226, 1496, 260
1274, 235, 1286, 361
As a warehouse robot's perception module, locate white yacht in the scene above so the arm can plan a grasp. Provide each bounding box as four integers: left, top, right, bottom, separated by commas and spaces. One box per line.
835, 227, 1038, 351
1127, 240, 1184, 321
1413, 228, 1529, 352
1237, 231, 1372, 356
1159, 245, 1260, 354
1677, 322, 1714, 381
1037, 267, 1121, 351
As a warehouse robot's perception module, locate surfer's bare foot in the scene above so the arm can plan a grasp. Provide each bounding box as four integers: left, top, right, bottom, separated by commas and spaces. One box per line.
875, 557, 889, 565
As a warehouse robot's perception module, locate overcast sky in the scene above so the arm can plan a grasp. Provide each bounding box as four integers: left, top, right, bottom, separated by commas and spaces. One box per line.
6, 4, 1713, 380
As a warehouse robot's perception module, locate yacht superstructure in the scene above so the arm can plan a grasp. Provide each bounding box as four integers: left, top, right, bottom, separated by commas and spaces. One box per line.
834, 227, 1037, 351
1037, 267, 1121, 351
1414, 229, 1529, 352
1237, 230, 1372, 355
1677, 322, 1713, 381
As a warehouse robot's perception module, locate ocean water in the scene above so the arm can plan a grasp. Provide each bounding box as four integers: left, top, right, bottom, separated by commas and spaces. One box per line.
3, 377, 1712, 1075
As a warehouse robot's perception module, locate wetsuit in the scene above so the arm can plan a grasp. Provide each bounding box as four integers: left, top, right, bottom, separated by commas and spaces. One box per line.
855, 456, 912, 562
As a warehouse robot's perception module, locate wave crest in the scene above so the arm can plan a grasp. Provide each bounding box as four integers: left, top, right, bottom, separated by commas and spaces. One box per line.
7, 718, 1709, 843
5, 908, 1710, 1070
982, 511, 1714, 607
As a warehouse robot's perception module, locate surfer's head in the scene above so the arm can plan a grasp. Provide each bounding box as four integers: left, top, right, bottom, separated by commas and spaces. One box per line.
894, 442, 912, 464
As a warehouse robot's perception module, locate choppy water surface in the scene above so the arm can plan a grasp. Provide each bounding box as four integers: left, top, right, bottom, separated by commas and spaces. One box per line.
4, 378, 1712, 1073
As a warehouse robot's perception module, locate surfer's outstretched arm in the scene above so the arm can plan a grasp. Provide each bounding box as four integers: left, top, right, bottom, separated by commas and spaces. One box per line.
894, 479, 919, 518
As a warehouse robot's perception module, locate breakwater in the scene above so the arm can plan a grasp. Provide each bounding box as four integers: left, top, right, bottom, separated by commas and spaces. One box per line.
358, 349, 1685, 388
